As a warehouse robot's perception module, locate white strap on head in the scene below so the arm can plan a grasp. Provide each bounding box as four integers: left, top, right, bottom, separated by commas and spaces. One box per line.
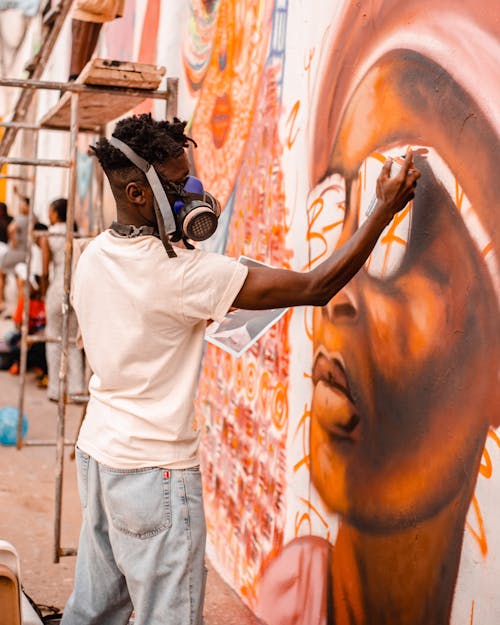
108, 135, 177, 235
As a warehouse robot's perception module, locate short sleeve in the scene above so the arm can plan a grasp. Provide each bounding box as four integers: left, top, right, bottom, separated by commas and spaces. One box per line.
180, 250, 248, 323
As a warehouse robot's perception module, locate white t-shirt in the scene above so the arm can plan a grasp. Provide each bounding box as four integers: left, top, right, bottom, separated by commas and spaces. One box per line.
71, 231, 248, 469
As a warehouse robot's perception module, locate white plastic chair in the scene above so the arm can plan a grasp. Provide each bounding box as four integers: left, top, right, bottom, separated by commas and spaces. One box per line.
0, 540, 43, 625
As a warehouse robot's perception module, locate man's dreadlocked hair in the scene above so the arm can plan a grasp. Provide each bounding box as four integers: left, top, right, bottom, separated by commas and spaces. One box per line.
90, 114, 196, 179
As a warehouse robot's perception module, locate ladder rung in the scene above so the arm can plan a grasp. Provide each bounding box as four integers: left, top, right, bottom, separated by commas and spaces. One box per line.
22, 439, 75, 447
0, 157, 71, 167
48, 394, 89, 404
68, 394, 90, 404
28, 334, 57, 344
0, 121, 40, 129
0, 175, 34, 181
27, 334, 78, 344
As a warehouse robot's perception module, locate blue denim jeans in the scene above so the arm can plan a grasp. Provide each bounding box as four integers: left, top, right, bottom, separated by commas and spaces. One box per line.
61, 449, 207, 625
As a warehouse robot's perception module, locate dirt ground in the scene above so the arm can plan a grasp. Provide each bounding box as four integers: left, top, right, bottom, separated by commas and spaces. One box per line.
0, 282, 258, 624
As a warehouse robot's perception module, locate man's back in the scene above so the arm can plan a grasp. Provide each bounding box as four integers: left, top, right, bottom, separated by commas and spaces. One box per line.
72, 230, 247, 469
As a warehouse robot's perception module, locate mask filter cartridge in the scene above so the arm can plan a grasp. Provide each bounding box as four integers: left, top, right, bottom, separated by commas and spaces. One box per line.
173, 176, 220, 242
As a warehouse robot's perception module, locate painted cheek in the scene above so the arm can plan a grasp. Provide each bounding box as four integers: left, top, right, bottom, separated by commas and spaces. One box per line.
365, 273, 447, 380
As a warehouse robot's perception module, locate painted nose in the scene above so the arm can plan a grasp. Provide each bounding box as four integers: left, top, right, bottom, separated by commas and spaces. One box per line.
323, 284, 358, 322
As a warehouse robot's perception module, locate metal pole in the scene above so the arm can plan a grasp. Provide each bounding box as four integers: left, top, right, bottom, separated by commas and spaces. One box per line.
0, 77, 171, 99
23, 439, 76, 447
166, 77, 179, 121
0, 122, 40, 130
53, 91, 79, 564
0, 175, 34, 181
0, 157, 71, 167
93, 128, 106, 233
16, 129, 39, 449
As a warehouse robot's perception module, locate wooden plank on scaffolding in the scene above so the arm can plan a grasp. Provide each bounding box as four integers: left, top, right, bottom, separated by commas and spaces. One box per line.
39, 58, 167, 131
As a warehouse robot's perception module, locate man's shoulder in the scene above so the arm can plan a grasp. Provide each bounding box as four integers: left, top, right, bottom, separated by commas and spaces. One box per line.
76, 231, 107, 259
185, 246, 241, 269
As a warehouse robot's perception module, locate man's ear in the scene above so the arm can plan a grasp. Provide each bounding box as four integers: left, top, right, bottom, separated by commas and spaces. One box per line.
125, 181, 147, 204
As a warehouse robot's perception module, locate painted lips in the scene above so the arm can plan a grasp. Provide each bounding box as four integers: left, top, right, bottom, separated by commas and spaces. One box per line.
312, 353, 360, 440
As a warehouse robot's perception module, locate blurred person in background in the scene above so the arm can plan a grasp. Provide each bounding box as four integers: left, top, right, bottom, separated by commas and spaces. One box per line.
40, 197, 84, 402
0, 201, 13, 314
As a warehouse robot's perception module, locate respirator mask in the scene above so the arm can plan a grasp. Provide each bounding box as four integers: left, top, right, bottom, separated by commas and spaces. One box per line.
109, 135, 220, 258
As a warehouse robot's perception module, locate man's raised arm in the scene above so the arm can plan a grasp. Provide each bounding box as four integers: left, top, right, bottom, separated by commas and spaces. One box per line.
232, 151, 420, 310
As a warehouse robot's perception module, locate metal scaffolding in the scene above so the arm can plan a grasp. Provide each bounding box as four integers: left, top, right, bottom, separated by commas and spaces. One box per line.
0, 71, 178, 562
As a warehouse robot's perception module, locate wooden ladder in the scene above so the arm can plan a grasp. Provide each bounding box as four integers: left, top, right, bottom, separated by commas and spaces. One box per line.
0, 0, 74, 158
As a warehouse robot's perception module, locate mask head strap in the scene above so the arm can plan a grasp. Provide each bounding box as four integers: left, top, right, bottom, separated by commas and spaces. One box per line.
108, 135, 178, 258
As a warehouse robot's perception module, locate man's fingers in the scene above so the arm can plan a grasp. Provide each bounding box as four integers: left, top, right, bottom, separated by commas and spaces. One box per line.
400, 149, 413, 176
381, 158, 393, 178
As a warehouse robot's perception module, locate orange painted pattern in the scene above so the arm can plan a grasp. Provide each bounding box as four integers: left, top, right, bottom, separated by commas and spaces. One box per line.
196, 62, 293, 603
466, 428, 500, 556
186, 0, 275, 209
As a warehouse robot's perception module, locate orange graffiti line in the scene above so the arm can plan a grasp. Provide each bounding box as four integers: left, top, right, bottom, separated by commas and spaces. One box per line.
479, 447, 492, 478
286, 100, 300, 150
465, 495, 488, 557
380, 233, 408, 248
293, 454, 310, 472
294, 406, 310, 435
380, 204, 410, 246
294, 511, 312, 537
302, 196, 330, 269
323, 218, 344, 234
455, 180, 464, 212
481, 241, 493, 258
470, 600, 475, 625
303, 233, 329, 270
298, 496, 330, 529
488, 427, 500, 448
379, 204, 411, 275
304, 47, 315, 72
307, 196, 325, 231
371, 152, 387, 166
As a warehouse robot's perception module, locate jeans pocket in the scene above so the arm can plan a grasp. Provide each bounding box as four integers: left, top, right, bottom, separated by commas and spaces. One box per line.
75, 447, 90, 509
100, 466, 172, 539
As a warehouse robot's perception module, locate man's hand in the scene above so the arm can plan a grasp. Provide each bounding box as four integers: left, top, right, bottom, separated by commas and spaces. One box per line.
374, 150, 421, 221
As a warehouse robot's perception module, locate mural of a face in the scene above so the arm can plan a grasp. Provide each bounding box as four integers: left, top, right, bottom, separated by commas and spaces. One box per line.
311, 156, 499, 532
309, 3, 500, 534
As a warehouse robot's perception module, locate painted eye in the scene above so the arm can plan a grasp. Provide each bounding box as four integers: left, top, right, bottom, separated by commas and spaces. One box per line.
357, 150, 414, 280
357, 148, 496, 286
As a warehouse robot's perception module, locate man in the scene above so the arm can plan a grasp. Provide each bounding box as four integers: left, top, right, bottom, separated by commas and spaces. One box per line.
63, 113, 419, 625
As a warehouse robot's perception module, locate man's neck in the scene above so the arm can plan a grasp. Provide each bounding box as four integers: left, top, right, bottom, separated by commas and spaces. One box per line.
115, 214, 152, 229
